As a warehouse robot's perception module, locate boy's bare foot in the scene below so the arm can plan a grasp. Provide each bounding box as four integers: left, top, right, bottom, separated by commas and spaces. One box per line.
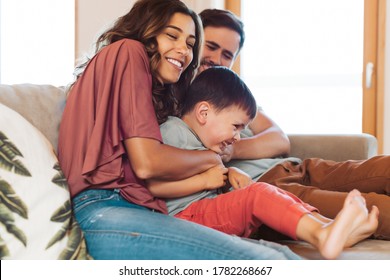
317, 189, 379, 259
344, 205, 379, 248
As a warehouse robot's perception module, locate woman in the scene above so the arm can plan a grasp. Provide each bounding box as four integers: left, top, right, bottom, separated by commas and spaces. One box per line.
58, 0, 300, 260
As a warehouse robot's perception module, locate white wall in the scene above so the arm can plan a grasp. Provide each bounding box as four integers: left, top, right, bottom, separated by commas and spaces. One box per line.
184, 0, 224, 12
75, 0, 222, 59
76, 0, 136, 60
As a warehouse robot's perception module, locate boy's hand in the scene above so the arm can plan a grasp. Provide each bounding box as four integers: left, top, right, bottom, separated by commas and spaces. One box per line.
227, 167, 254, 190
200, 164, 229, 190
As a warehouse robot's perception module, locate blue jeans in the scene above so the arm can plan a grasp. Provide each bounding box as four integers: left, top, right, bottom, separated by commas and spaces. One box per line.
72, 189, 301, 260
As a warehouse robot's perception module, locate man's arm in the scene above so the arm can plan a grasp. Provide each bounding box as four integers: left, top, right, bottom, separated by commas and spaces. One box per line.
223, 109, 290, 161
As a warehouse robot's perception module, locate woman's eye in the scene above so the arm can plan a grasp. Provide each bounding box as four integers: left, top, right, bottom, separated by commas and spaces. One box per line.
167, 33, 177, 39
187, 42, 194, 49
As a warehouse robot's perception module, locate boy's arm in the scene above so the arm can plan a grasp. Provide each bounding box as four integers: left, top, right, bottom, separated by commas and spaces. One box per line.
146, 164, 228, 198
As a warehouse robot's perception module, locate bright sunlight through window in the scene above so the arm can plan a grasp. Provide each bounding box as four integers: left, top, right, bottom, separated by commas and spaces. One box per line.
241, 0, 364, 134
0, 0, 74, 86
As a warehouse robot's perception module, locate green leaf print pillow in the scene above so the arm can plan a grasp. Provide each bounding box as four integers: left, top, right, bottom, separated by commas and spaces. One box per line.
0, 103, 90, 259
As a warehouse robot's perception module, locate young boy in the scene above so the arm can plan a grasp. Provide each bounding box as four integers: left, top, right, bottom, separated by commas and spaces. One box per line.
146, 67, 379, 260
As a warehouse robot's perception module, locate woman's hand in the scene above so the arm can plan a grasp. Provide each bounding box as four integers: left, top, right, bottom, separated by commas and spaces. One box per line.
227, 167, 254, 190
146, 164, 228, 198
199, 164, 229, 190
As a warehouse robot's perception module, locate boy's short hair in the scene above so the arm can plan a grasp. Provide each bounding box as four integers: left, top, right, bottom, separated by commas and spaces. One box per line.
182, 67, 257, 119
199, 9, 245, 53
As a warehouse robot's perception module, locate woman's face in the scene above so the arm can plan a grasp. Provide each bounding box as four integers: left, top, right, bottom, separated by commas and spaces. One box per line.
155, 12, 196, 84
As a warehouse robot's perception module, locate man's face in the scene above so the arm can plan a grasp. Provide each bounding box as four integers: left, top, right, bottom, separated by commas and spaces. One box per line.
199, 26, 241, 73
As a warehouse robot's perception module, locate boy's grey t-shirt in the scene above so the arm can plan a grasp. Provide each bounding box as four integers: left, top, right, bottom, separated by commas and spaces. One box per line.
160, 116, 218, 216
160, 116, 301, 216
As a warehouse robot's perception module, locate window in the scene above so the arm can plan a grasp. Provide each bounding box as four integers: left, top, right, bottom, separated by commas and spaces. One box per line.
0, 0, 75, 86
240, 0, 364, 134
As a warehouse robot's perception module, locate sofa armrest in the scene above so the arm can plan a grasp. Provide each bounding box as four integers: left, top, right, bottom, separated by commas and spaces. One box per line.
288, 134, 378, 161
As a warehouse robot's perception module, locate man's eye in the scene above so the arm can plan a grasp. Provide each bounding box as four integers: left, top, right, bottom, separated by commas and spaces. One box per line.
224, 54, 233, 60
206, 44, 217, 50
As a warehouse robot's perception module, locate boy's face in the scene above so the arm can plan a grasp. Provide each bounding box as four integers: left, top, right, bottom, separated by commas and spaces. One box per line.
197, 104, 251, 154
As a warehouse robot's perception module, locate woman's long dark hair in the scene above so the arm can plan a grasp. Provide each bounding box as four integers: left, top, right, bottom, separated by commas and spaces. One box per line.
74, 0, 203, 123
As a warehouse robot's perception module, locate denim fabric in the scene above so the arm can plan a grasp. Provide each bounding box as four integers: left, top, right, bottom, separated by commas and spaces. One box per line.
72, 189, 301, 260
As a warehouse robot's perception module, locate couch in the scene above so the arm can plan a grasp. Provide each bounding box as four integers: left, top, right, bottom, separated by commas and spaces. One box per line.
0, 83, 389, 260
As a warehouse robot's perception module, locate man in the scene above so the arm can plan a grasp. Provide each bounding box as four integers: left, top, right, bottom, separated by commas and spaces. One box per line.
199, 9, 291, 162
198, 9, 390, 240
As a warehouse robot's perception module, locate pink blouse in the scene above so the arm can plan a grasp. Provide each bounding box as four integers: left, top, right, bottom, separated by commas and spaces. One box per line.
58, 39, 167, 213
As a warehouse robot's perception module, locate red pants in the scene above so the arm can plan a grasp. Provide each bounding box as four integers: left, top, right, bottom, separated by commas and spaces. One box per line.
258, 156, 390, 240
175, 182, 316, 239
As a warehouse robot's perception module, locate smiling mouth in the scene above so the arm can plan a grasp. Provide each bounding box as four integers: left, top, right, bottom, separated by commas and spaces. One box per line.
219, 140, 234, 151
167, 58, 183, 69
201, 60, 217, 68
